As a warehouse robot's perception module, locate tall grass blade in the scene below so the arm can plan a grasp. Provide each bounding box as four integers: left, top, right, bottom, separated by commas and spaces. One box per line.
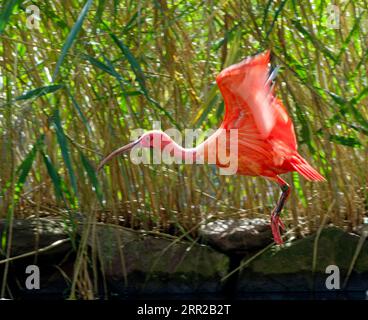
66, 88, 92, 134
0, 0, 18, 34
51, 109, 78, 198
41, 151, 64, 201
80, 151, 103, 205
265, 0, 288, 40
52, 0, 94, 81
16, 135, 44, 186
15, 84, 64, 101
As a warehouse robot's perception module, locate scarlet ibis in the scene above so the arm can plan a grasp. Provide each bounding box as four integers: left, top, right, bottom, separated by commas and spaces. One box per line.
97, 51, 325, 244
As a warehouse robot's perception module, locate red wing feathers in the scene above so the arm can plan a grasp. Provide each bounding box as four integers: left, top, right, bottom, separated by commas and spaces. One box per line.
216, 51, 276, 138
216, 51, 297, 152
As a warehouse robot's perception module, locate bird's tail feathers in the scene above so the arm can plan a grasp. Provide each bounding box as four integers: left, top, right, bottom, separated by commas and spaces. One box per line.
290, 155, 326, 182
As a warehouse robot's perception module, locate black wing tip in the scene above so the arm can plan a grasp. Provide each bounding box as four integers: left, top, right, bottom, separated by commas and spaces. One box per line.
269, 50, 274, 62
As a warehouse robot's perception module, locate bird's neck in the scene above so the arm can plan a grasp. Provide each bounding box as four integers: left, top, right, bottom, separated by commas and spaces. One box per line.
160, 130, 223, 164
154, 129, 238, 174
162, 139, 198, 163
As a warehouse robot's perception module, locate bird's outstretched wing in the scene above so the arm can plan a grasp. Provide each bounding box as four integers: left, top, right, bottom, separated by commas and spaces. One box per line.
216, 51, 297, 151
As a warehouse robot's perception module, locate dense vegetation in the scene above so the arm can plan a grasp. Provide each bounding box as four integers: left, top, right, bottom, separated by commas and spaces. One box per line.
0, 0, 367, 298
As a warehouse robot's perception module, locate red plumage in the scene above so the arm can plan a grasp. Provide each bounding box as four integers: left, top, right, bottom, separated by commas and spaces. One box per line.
216, 50, 325, 182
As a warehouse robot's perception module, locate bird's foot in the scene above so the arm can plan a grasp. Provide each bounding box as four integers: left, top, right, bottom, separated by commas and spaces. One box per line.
271, 215, 285, 245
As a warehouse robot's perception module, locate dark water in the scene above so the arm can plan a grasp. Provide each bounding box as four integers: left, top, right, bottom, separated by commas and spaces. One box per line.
115, 291, 368, 301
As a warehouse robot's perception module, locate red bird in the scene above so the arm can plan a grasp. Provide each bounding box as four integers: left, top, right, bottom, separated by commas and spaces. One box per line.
97, 51, 325, 244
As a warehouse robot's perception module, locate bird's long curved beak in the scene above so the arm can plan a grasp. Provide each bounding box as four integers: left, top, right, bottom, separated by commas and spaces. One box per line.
97, 139, 141, 172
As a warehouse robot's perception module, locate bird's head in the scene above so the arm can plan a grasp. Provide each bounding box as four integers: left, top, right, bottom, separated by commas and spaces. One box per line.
97, 130, 172, 171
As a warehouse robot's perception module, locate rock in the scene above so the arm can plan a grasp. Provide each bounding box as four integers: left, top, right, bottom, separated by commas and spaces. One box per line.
237, 227, 368, 292
0, 218, 73, 299
0, 218, 70, 257
199, 218, 273, 254
89, 224, 230, 295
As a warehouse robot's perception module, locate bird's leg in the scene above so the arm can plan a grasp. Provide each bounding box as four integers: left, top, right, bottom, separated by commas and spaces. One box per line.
269, 176, 290, 245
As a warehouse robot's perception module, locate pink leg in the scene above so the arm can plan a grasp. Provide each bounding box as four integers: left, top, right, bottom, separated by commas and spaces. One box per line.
268, 176, 290, 245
